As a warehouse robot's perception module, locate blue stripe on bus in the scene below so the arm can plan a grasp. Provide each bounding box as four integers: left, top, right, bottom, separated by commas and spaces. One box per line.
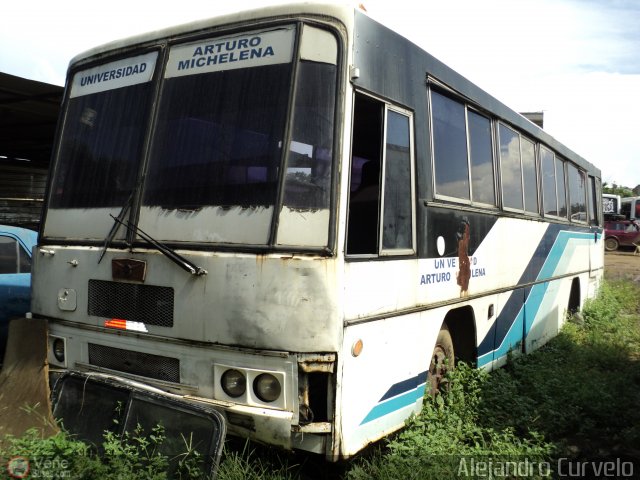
360, 226, 600, 425
379, 370, 428, 401
477, 227, 599, 367
360, 371, 427, 425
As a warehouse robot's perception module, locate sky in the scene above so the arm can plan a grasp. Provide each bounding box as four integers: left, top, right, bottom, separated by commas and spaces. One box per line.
2, 0, 639, 187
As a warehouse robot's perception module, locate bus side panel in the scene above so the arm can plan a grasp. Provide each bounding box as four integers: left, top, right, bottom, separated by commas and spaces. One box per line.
524, 281, 555, 353
524, 276, 573, 354
418, 214, 553, 304
337, 311, 437, 457
343, 260, 419, 322
335, 270, 602, 456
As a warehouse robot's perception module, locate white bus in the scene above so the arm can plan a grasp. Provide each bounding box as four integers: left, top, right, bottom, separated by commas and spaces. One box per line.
621, 196, 640, 220
34, 2, 603, 460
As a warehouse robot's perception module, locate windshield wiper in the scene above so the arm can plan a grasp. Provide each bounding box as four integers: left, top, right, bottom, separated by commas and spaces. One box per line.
98, 194, 133, 264
109, 214, 208, 276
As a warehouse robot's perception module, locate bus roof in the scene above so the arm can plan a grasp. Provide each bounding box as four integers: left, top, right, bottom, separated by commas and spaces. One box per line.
69, 1, 358, 66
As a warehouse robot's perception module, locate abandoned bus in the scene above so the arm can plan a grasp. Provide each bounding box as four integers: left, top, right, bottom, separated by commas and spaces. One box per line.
33, 2, 603, 459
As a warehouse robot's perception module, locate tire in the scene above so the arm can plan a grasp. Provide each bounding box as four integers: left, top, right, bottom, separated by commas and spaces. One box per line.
428, 325, 455, 396
604, 237, 619, 251
568, 278, 581, 315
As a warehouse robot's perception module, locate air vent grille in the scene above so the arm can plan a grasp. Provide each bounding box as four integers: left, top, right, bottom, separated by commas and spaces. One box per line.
88, 280, 174, 327
88, 343, 180, 383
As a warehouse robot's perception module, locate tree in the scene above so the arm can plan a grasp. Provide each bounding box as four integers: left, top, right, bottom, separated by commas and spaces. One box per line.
602, 182, 633, 197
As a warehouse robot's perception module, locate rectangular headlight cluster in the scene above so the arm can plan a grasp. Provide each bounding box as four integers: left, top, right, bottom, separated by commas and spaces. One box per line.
213, 364, 287, 410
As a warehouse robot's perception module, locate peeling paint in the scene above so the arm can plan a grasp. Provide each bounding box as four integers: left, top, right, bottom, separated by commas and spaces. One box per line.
298, 353, 336, 373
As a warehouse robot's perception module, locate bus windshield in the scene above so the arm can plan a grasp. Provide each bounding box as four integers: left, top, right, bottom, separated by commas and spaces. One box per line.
45, 25, 337, 248
46, 52, 158, 240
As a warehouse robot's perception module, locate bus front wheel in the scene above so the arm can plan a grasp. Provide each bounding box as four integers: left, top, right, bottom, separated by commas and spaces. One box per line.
428, 325, 455, 395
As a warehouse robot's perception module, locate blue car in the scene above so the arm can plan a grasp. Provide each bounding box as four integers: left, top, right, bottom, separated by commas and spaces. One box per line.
0, 226, 38, 363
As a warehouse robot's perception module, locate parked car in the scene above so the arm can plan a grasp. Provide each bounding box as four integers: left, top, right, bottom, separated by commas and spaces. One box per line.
0, 226, 37, 363
604, 219, 640, 252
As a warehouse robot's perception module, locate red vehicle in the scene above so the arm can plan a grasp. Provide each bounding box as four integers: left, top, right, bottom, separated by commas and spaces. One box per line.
604, 219, 640, 251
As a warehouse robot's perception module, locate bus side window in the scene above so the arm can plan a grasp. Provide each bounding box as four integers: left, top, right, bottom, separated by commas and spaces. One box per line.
381, 110, 413, 252
556, 158, 568, 218
498, 124, 524, 210
567, 163, 587, 222
347, 94, 383, 255
540, 146, 558, 216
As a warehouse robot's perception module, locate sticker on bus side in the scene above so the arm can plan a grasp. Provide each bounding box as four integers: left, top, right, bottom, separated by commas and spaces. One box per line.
69, 52, 158, 98
165, 27, 294, 78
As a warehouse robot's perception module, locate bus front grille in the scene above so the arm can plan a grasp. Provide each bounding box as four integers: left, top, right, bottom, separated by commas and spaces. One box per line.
88, 280, 174, 327
88, 343, 180, 383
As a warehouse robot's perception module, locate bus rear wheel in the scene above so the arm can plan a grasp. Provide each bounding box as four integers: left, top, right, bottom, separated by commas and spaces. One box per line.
428, 325, 454, 395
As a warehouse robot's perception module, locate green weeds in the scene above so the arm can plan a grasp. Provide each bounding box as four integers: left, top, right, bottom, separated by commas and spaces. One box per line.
216, 441, 298, 480
480, 279, 640, 460
0, 422, 209, 479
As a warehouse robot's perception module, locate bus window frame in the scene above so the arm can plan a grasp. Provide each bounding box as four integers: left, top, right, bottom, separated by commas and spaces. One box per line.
467, 106, 498, 208
521, 136, 540, 216
555, 156, 568, 220
539, 144, 563, 219
346, 91, 417, 258
428, 86, 498, 209
497, 121, 540, 217
567, 161, 589, 224
379, 104, 417, 257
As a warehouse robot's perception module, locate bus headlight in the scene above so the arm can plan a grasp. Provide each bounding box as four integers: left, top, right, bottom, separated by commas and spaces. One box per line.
253, 373, 281, 403
221, 369, 246, 397
53, 338, 65, 363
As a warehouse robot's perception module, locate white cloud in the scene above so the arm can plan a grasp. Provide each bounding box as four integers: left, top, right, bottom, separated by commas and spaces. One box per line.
543, 72, 640, 187
0, 0, 246, 84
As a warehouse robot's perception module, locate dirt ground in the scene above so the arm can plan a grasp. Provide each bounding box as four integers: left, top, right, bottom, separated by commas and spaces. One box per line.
604, 247, 640, 283
0, 318, 57, 446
